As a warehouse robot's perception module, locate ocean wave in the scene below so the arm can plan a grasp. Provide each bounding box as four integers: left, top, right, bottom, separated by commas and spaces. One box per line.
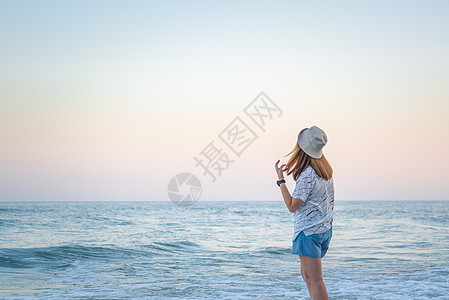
0, 219, 19, 226
0, 240, 206, 270
257, 246, 290, 255
0, 245, 141, 269
140, 240, 202, 254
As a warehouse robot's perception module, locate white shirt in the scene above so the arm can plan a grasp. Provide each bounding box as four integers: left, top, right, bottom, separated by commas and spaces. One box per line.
291, 166, 334, 241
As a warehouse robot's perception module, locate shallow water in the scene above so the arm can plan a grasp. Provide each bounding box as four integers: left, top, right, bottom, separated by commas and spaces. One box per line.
1, 201, 448, 299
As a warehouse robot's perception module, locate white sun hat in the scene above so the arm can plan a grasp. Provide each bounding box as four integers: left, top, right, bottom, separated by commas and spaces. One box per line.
297, 126, 328, 159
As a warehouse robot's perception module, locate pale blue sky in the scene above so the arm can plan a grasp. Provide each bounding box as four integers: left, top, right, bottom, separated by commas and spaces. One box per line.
1, 0, 448, 201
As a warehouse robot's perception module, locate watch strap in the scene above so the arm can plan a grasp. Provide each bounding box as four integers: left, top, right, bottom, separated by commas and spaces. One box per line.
276, 179, 286, 186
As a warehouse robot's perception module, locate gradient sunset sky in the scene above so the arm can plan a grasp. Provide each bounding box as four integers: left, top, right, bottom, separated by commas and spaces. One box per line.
1, 0, 448, 201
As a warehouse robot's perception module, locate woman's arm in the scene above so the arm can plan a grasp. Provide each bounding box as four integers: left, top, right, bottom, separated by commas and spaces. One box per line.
275, 160, 303, 212
279, 183, 303, 212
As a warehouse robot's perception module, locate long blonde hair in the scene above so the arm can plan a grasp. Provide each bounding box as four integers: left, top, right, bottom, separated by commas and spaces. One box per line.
284, 139, 333, 181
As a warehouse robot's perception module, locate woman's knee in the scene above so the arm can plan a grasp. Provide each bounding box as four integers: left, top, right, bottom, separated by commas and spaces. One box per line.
301, 265, 323, 285
302, 269, 321, 282
299, 256, 323, 279
300, 268, 309, 283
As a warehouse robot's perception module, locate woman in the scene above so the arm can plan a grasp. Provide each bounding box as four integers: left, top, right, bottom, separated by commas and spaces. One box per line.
274, 126, 334, 300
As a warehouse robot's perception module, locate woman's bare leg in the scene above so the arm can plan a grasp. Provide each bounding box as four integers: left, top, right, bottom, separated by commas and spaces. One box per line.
299, 255, 328, 300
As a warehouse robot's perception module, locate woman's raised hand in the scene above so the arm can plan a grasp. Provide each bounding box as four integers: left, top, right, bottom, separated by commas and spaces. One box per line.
275, 159, 287, 180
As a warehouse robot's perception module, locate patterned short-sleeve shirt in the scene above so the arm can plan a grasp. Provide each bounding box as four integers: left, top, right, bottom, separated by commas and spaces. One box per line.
291, 166, 334, 241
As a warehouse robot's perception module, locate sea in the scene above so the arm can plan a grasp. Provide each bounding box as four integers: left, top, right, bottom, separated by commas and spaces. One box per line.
0, 201, 448, 300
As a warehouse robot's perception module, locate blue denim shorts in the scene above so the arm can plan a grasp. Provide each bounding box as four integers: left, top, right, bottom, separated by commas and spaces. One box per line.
292, 227, 332, 258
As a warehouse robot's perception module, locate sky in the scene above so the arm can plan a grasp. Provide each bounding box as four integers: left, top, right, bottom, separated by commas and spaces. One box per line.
1, 0, 448, 201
